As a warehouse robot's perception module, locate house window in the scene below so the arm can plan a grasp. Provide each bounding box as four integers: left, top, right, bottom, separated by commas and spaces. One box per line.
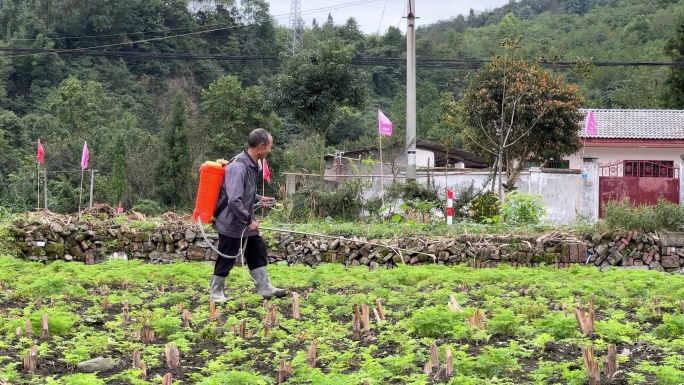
624, 160, 675, 177
542, 160, 570, 169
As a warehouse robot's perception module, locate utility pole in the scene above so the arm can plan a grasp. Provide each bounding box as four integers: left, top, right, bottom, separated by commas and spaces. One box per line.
406, 0, 417, 181
287, 0, 303, 55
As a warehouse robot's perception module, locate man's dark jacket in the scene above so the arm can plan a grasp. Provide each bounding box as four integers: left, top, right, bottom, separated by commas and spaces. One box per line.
213, 151, 262, 238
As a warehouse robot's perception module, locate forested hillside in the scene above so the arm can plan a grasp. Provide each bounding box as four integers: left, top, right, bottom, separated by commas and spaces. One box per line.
0, 0, 683, 213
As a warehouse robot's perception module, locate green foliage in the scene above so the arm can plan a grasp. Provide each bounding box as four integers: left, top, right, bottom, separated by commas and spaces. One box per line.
471, 192, 500, 222
536, 313, 578, 340
602, 198, 684, 232
198, 370, 271, 385
109, 133, 128, 207
638, 355, 684, 385
56, 373, 106, 385
155, 92, 192, 209
654, 314, 684, 340
130, 199, 163, 216
488, 308, 522, 337
501, 191, 545, 225
595, 318, 640, 344
273, 37, 367, 174
152, 316, 182, 338
405, 306, 465, 338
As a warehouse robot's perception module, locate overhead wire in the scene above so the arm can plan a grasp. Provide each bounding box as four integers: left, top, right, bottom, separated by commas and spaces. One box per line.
1, 47, 682, 69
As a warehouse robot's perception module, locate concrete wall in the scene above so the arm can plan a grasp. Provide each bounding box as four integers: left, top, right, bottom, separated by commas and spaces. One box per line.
299, 157, 600, 224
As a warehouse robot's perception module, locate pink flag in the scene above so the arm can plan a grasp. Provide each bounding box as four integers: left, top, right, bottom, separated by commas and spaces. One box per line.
37, 139, 45, 164
378, 109, 393, 136
585, 110, 597, 136
81, 141, 89, 170
263, 159, 271, 183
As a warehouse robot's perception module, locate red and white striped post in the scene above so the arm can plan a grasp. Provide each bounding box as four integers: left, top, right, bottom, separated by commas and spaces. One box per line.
446, 189, 453, 225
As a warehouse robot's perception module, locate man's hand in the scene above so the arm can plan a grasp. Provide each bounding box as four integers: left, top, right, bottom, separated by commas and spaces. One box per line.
248, 221, 259, 232
259, 196, 276, 208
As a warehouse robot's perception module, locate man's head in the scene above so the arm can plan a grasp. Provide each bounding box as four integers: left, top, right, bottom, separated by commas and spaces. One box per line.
248, 128, 273, 160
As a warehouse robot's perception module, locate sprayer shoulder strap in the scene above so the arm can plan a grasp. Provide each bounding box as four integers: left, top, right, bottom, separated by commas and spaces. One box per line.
214, 154, 241, 218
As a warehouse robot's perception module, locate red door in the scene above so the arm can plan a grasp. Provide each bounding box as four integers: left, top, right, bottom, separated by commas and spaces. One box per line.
599, 160, 680, 218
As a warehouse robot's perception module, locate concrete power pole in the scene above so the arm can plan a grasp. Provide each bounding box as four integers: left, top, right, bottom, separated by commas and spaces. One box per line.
406, 0, 417, 181
287, 0, 302, 55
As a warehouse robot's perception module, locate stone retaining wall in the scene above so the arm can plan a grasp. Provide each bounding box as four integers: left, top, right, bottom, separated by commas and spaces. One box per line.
6, 217, 684, 273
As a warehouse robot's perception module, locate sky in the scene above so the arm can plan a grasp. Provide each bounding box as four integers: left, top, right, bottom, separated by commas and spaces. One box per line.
266, 0, 511, 35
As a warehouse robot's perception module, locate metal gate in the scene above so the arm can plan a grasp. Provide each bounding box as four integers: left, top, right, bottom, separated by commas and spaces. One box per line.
599, 160, 680, 218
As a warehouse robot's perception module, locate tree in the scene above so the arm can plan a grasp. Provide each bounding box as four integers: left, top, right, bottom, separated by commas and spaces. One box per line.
663, 15, 684, 108
272, 38, 367, 176
155, 92, 192, 208
458, 52, 583, 195
110, 134, 128, 208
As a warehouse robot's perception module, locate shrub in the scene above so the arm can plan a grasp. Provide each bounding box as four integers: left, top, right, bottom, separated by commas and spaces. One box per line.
501, 190, 545, 225
602, 198, 684, 232
451, 182, 480, 218
130, 198, 163, 216
471, 191, 499, 222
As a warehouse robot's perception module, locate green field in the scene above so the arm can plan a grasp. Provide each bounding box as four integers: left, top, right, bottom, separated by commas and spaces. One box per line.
0, 257, 683, 385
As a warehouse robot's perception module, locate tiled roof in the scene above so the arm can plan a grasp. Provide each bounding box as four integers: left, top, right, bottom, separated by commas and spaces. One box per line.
580, 109, 684, 139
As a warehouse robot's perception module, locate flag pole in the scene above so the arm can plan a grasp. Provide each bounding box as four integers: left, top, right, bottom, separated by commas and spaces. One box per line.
78, 169, 84, 214
37, 164, 40, 210
379, 134, 385, 207
262, 170, 265, 220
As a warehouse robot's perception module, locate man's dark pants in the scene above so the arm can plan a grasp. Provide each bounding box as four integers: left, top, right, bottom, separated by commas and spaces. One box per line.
213, 234, 268, 277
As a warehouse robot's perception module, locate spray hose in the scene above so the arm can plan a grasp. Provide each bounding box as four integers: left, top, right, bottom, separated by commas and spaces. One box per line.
196, 201, 437, 266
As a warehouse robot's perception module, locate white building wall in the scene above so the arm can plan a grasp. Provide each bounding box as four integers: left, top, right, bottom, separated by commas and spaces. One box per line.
566, 147, 684, 168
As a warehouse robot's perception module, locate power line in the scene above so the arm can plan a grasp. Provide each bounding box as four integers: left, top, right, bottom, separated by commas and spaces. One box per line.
1, 47, 683, 69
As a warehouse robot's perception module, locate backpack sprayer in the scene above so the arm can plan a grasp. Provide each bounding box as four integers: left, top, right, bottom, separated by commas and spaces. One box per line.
191, 159, 436, 264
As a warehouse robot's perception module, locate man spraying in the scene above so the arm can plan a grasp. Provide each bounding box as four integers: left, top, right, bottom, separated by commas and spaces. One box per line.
210, 128, 287, 302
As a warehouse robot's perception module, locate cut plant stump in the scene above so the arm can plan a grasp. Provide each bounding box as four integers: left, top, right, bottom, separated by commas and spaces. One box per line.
582, 345, 600, 385
239, 319, 247, 339
430, 343, 439, 368
375, 299, 386, 320
40, 314, 49, 339
142, 321, 155, 343
15, 327, 22, 339
23, 345, 38, 371
165, 343, 180, 369
352, 312, 362, 341
574, 295, 596, 335
361, 304, 370, 334
445, 347, 453, 377
25, 320, 31, 338
209, 301, 218, 321
161, 373, 172, 385
123, 299, 129, 312
132, 349, 141, 369
292, 292, 301, 320
604, 344, 617, 377
306, 340, 317, 368
102, 298, 109, 309
182, 309, 191, 328
467, 309, 486, 330
122, 309, 129, 326
448, 295, 462, 312
140, 364, 147, 381
278, 359, 292, 384
35, 298, 42, 310
49, 298, 54, 308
